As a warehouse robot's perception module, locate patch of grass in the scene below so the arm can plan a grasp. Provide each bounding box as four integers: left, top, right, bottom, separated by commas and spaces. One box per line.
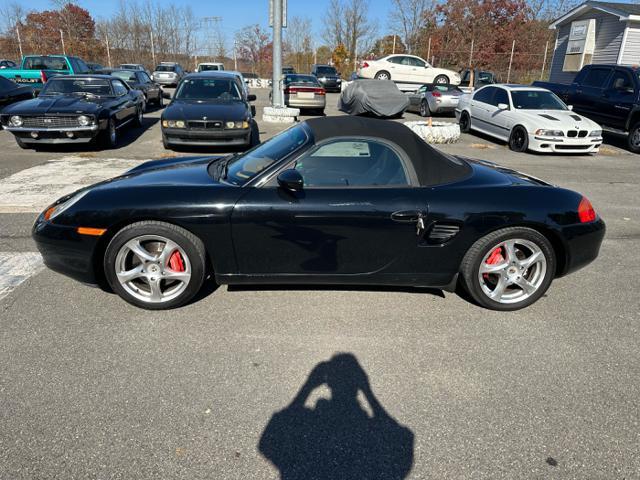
598, 146, 624, 156
159, 153, 178, 158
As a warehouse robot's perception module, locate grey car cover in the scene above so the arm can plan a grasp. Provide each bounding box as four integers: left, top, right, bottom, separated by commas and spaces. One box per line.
338, 79, 409, 118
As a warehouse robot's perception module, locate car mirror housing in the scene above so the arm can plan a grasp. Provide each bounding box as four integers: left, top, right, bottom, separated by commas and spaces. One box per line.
567, 105, 574, 111
497, 103, 509, 110
277, 169, 304, 192
248, 94, 257, 102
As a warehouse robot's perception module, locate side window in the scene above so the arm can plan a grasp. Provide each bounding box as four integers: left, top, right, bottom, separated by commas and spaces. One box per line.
418, 85, 427, 94
582, 68, 611, 88
112, 80, 128, 96
473, 86, 495, 104
409, 57, 426, 68
493, 88, 509, 107
294, 139, 409, 187
140, 72, 152, 83
75, 58, 89, 73
609, 70, 634, 91
387, 56, 403, 64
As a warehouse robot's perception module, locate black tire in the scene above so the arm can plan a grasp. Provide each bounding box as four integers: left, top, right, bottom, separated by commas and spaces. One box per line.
460, 227, 556, 311
419, 100, 430, 117
134, 105, 143, 128
627, 121, 640, 153
509, 125, 529, 152
103, 221, 207, 310
459, 111, 471, 133
434, 75, 449, 85
157, 93, 164, 108
374, 70, 391, 81
101, 117, 118, 149
249, 121, 260, 147
15, 137, 30, 149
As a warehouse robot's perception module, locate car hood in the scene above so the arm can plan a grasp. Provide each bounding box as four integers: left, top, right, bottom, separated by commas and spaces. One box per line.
516, 109, 600, 129
2, 95, 103, 115
163, 100, 248, 121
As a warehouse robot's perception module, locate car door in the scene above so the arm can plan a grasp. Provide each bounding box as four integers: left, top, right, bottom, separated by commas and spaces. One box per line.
600, 68, 636, 130
469, 86, 497, 135
408, 84, 427, 111
407, 56, 430, 84
485, 87, 513, 140
111, 79, 134, 123
570, 66, 612, 123
139, 72, 160, 101
231, 138, 434, 279
385, 56, 410, 82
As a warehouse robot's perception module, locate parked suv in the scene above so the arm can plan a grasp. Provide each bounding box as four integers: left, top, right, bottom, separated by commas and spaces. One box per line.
152, 62, 185, 87
311, 64, 342, 92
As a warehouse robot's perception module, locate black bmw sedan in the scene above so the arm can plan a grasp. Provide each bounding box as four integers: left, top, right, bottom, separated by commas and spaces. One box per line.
32, 116, 605, 312
0, 75, 145, 149
161, 71, 258, 150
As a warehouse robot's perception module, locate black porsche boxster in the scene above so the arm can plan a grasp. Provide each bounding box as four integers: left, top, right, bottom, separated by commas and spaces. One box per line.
0, 75, 145, 149
32, 116, 605, 311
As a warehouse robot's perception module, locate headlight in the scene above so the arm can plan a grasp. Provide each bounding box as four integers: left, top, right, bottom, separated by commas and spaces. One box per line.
535, 129, 564, 137
319, 77, 327, 82
43, 190, 90, 221
10, 115, 23, 127
162, 120, 185, 128
77, 115, 92, 126
589, 129, 602, 137
225, 121, 249, 129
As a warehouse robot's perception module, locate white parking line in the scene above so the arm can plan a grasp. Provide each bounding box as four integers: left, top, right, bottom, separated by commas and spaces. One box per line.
0, 252, 44, 302
0, 156, 141, 213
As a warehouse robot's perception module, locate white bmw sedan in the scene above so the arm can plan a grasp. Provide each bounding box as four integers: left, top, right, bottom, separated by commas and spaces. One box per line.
456, 85, 603, 153
358, 54, 461, 86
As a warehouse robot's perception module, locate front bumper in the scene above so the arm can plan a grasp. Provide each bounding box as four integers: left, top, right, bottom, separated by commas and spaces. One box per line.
7, 125, 100, 144
163, 127, 251, 147
529, 134, 602, 153
32, 215, 101, 285
154, 77, 179, 86
317, 79, 342, 91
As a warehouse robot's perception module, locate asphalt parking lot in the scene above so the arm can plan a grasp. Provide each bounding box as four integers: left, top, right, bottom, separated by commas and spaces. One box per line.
1, 89, 639, 479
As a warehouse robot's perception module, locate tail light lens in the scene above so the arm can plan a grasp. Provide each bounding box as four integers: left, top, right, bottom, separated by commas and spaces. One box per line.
362, 62, 369, 69
431, 91, 441, 97
578, 196, 596, 223
40, 70, 48, 84
286, 86, 325, 95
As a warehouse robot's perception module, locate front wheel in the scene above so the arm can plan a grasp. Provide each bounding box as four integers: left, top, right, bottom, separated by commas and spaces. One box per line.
101, 118, 118, 149
134, 105, 143, 127
419, 100, 430, 117
104, 221, 207, 310
509, 126, 529, 152
459, 111, 471, 133
434, 75, 449, 85
627, 121, 640, 153
460, 227, 555, 311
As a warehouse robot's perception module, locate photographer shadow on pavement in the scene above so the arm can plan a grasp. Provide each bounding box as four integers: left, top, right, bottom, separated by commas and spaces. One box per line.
259, 353, 414, 479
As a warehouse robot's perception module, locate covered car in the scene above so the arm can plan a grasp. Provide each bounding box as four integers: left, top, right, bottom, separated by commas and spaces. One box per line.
338, 79, 409, 118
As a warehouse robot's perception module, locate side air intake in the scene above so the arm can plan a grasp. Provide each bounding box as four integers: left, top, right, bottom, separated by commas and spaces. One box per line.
428, 224, 460, 243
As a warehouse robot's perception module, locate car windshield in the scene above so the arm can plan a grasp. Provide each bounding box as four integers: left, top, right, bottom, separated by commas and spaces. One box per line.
111, 71, 137, 82
175, 78, 240, 101
40, 78, 112, 96
198, 64, 220, 71
316, 67, 337, 75
23, 56, 68, 70
285, 75, 319, 85
218, 124, 310, 185
511, 90, 567, 110
120, 64, 140, 69
155, 65, 176, 72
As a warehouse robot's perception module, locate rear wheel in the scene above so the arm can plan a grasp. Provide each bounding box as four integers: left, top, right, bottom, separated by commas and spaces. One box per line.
374, 70, 391, 80
104, 221, 206, 310
419, 100, 430, 117
460, 227, 555, 311
459, 111, 471, 133
434, 75, 449, 85
509, 126, 529, 152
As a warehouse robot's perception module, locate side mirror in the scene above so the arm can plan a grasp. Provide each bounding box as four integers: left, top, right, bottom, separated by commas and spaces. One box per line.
497, 103, 509, 110
277, 169, 304, 192
248, 94, 257, 102
567, 105, 574, 111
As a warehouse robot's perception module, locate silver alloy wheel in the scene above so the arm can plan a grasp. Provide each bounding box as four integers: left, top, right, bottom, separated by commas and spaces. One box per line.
114, 234, 192, 304
477, 238, 547, 304
420, 101, 429, 117
376, 72, 389, 80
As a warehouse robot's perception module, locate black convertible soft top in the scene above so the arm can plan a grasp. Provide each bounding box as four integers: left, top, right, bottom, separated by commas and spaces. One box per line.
304, 116, 471, 187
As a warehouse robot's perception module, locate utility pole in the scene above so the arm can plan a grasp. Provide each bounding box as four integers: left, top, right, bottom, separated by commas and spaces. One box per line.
271, 0, 284, 107
150, 28, 156, 67
507, 40, 515, 83
105, 31, 112, 67
427, 37, 431, 63
354, 37, 358, 72
540, 40, 549, 80
469, 38, 474, 67
16, 26, 23, 59
60, 29, 66, 55
392, 34, 396, 54
233, 39, 238, 70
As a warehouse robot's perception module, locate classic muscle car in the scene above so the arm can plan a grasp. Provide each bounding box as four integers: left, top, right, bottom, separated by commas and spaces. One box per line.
0, 75, 145, 149
0, 76, 34, 113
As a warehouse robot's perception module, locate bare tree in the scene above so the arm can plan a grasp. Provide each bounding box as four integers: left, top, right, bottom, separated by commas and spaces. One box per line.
529, 0, 582, 20
285, 16, 312, 71
323, 0, 376, 63
388, 0, 433, 54
235, 24, 271, 76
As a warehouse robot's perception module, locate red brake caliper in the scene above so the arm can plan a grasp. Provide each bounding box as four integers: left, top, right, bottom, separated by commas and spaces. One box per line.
483, 247, 504, 280
168, 250, 185, 272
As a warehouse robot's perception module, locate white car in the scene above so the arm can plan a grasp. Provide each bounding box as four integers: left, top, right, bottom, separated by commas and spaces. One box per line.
358, 54, 461, 86
455, 84, 603, 153
197, 62, 225, 72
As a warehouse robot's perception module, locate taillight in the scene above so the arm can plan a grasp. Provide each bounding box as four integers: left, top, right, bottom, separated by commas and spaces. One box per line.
578, 196, 596, 223
362, 62, 369, 69
431, 91, 441, 97
40, 70, 48, 84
